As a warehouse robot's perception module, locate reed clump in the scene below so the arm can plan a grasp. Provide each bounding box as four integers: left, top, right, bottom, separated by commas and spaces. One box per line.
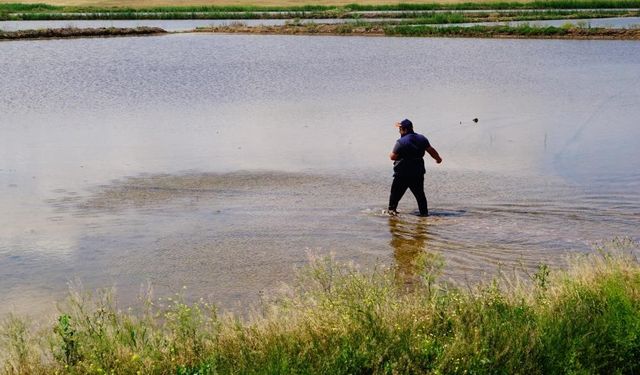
2, 239, 640, 374
386, 23, 569, 36
384, 23, 640, 38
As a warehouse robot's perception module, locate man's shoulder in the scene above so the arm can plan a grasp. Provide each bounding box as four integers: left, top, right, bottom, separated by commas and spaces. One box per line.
412, 133, 429, 143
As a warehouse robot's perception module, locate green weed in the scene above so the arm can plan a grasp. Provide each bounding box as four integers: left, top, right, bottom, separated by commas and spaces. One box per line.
385, 23, 574, 37
1, 240, 639, 374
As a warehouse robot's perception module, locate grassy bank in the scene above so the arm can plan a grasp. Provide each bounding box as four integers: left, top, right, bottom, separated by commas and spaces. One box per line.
392, 9, 640, 24
4, 22, 638, 40
2, 8, 638, 21
2, 239, 639, 374
2, 0, 640, 16
385, 22, 640, 36
196, 22, 640, 39
0, 26, 165, 39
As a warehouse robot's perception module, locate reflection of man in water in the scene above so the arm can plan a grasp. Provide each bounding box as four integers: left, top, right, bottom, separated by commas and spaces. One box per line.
389, 217, 428, 289
388, 119, 442, 216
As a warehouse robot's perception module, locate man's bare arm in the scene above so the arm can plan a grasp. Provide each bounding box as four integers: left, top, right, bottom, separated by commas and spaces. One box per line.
389, 152, 399, 161
426, 146, 442, 164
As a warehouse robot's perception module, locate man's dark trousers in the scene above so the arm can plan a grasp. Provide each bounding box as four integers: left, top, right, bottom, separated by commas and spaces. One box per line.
388, 174, 428, 215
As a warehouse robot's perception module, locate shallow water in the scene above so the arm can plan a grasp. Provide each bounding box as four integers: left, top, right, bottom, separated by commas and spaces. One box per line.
2, 16, 640, 32
0, 18, 388, 32
1, 34, 639, 316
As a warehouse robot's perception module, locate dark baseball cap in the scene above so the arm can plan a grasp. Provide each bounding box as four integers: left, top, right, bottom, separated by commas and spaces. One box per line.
394, 119, 413, 129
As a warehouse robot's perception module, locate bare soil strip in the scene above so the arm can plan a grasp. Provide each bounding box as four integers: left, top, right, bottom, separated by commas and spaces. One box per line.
0, 26, 166, 39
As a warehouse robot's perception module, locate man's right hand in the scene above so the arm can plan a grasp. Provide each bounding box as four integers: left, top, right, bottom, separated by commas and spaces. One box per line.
426, 146, 442, 164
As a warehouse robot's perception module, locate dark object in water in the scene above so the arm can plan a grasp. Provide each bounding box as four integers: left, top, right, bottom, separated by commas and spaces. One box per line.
459, 118, 479, 125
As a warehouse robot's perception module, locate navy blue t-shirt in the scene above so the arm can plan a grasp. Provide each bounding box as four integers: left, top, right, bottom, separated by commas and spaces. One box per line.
392, 132, 430, 176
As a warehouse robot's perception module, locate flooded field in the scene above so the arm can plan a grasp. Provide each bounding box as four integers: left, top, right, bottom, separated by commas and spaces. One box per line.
1, 34, 639, 316
2, 16, 640, 31
0, 18, 367, 32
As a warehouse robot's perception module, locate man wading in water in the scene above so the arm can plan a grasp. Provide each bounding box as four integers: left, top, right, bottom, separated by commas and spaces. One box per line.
388, 119, 442, 217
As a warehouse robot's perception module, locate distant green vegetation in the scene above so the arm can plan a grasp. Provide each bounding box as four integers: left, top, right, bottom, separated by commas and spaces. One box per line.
348, 0, 640, 9
1, 0, 640, 21
2, 239, 639, 374
196, 21, 640, 38
2, 0, 640, 12
1, 7, 638, 21
383, 20, 640, 36
0, 11, 303, 20
389, 9, 638, 25
386, 23, 573, 36
0, 3, 59, 12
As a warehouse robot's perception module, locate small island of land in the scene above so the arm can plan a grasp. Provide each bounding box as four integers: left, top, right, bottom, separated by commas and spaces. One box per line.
196, 22, 640, 39
0, 26, 165, 39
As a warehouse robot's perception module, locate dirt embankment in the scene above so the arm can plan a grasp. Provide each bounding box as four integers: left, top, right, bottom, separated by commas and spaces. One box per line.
196, 24, 640, 40
197, 24, 387, 36
561, 27, 640, 40
2, 24, 639, 41
0, 26, 166, 40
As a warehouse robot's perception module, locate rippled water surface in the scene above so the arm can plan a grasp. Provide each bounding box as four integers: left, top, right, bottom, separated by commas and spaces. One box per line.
1, 34, 639, 315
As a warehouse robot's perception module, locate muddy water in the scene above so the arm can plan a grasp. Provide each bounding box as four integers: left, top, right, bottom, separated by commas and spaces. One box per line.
1, 34, 639, 316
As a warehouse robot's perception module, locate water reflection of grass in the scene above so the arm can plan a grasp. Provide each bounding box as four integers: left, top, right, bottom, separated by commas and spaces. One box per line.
2, 239, 639, 373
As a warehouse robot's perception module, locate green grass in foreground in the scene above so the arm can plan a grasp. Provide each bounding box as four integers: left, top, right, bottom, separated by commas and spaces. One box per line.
2, 238, 640, 374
